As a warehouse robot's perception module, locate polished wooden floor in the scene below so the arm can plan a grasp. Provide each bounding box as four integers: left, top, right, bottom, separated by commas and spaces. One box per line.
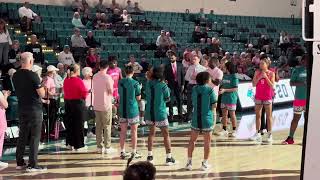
0, 109, 304, 180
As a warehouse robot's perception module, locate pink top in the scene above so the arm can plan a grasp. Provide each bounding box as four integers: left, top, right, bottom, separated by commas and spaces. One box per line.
92, 71, 114, 111
252, 56, 260, 66
255, 71, 274, 101
82, 79, 93, 107
0, 92, 7, 132
44, 76, 56, 99
107, 67, 121, 100
207, 67, 223, 96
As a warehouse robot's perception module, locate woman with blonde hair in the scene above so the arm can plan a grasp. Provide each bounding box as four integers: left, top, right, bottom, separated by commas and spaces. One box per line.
0, 19, 12, 67
82, 67, 95, 138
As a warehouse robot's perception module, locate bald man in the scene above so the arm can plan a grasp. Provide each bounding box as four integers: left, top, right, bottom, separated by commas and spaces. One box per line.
24, 35, 44, 65
13, 52, 47, 172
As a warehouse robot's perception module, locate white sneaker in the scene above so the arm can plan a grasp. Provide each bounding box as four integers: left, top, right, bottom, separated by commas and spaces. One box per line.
105, 147, 117, 154
265, 133, 273, 143
74, 146, 88, 152
96, 148, 103, 154
200, 162, 211, 171
185, 161, 192, 171
66, 145, 73, 150
140, 120, 146, 126
249, 133, 262, 142
87, 132, 96, 139
218, 130, 229, 137
0, 161, 8, 168
229, 130, 236, 138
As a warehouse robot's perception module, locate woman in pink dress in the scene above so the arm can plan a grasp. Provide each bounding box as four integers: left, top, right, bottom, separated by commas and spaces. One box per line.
0, 90, 10, 168
82, 67, 95, 138
250, 58, 275, 143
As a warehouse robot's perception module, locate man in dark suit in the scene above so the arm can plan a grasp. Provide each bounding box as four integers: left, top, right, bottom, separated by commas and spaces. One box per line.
164, 51, 185, 122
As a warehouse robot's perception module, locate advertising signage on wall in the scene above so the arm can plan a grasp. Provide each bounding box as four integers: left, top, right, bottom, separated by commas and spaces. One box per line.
238, 79, 295, 109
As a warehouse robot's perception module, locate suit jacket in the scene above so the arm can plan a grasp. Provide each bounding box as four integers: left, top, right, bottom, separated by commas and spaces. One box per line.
164, 62, 185, 90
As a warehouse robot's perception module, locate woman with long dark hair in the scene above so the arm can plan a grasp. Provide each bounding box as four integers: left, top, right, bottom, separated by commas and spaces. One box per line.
0, 19, 12, 67
63, 64, 88, 151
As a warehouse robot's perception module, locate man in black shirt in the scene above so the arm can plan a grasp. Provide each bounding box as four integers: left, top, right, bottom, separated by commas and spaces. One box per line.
85, 31, 101, 48
13, 52, 47, 172
24, 35, 44, 65
192, 26, 202, 43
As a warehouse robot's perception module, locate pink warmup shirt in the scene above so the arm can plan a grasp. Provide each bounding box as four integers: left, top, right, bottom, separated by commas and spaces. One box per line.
207, 67, 223, 96
44, 76, 56, 99
107, 67, 121, 100
82, 79, 93, 107
255, 71, 274, 101
93, 71, 114, 112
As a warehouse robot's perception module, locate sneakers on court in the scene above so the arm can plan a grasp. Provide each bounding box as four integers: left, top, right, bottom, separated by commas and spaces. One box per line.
229, 130, 236, 138
249, 133, 262, 142
218, 130, 229, 137
66, 145, 73, 151
0, 161, 8, 168
200, 162, 211, 171
96, 148, 103, 154
140, 120, 146, 126
131, 152, 142, 159
147, 156, 154, 163
282, 136, 295, 145
265, 133, 273, 143
74, 146, 88, 152
105, 147, 117, 154
26, 166, 47, 172
165, 157, 176, 166
120, 152, 130, 159
87, 132, 96, 139
185, 161, 192, 171
16, 163, 27, 170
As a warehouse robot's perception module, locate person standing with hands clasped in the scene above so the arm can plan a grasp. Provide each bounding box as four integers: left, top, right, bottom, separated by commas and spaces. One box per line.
0, 90, 10, 168
218, 62, 239, 138
250, 58, 275, 143
185, 72, 217, 171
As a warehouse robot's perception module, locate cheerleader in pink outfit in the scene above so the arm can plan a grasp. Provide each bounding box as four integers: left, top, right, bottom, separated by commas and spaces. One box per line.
250, 58, 275, 143
0, 90, 10, 168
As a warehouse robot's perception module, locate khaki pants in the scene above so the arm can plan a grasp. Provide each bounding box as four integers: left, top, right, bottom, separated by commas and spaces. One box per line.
95, 110, 112, 149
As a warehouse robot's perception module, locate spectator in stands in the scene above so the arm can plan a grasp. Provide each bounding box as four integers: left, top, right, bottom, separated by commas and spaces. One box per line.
252, 52, 261, 67
63, 64, 88, 152
201, 55, 209, 68
86, 48, 100, 72
278, 51, 288, 67
236, 66, 251, 81
100, 13, 110, 29
85, 31, 101, 48
125, 0, 134, 13
82, 10, 92, 28
205, 38, 220, 55
8, 40, 21, 71
93, 13, 103, 29
140, 55, 149, 73
14, 52, 47, 172
258, 35, 271, 54
156, 30, 168, 48
92, 60, 117, 154
71, 28, 87, 48
82, 0, 89, 9
2, 68, 16, 94
58, 45, 75, 67
110, 0, 121, 10
246, 43, 255, 58
133, 2, 143, 14
18, 2, 38, 32
0, 89, 10, 168
206, 38, 212, 45
279, 31, 290, 54
0, 19, 12, 68
192, 26, 202, 43
110, 9, 123, 24
166, 32, 175, 46
25, 35, 44, 66
126, 55, 143, 74
96, 0, 107, 13
71, 0, 84, 12
182, 50, 193, 70
121, 10, 132, 24
123, 161, 156, 180
192, 48, 203, 60
57, 63, 67, 81
72, 12, 86, 28
220, 52, 231, 71
197, 8, 206, 24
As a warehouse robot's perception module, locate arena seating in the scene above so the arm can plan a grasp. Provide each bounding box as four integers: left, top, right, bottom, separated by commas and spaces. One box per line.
0, 2, 303, 69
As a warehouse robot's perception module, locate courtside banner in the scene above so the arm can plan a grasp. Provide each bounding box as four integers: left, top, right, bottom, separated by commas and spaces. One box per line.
238, 79, 295, 109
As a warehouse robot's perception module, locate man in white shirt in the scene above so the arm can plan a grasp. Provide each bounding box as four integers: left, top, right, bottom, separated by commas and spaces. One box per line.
126, 55, 143, 74
18, 2, 38, 19
58, 45, 75, 67
184, 55, 207, 121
